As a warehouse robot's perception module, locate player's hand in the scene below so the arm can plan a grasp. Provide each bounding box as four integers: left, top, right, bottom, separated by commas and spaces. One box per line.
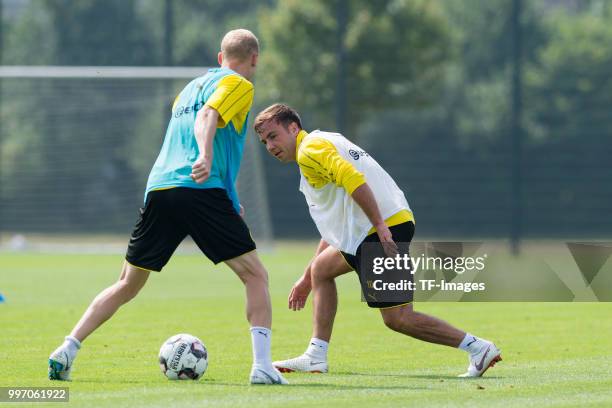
288, 276, 312, 311
376, 223, 398, 258
190, 155, 212, 184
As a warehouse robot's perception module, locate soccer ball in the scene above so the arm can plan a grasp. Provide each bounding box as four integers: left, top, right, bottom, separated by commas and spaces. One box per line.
159, 334, 208, 380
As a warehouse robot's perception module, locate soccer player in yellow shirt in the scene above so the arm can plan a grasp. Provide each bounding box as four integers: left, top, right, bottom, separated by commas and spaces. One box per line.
254, 103, 501, 378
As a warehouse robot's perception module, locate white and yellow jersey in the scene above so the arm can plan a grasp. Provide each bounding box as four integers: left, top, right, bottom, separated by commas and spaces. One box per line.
296, 130, 413, 255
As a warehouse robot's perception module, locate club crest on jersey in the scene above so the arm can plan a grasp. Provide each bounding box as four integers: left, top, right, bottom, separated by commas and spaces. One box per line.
349, 149, 369, 160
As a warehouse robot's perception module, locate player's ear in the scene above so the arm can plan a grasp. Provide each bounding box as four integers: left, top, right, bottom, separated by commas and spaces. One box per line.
289, 122, 299, 136
217, 52, 223, 66
251, 53, 258, 68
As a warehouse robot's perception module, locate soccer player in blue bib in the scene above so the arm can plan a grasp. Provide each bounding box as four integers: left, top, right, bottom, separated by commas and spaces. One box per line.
48, 29, 287, 385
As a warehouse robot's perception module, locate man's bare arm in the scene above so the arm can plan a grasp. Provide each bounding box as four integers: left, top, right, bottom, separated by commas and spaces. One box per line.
351, 183, 398, 254
288, 239, 330, 310
191, 105, 220, 184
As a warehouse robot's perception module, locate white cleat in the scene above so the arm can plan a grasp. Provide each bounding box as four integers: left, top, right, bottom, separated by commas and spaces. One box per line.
459, 342, 502, 377
249, 365, 289, 385
273, 354, 328, 374
48, 347, 74, 381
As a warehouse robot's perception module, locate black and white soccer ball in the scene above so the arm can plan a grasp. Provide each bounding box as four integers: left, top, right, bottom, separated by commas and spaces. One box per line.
159, 334, 208, 380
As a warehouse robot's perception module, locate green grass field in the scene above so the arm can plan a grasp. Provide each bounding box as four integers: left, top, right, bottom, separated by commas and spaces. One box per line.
1, 246, 611, 407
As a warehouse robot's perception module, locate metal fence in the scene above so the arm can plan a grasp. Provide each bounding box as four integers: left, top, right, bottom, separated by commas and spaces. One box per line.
0, 0, 611, 246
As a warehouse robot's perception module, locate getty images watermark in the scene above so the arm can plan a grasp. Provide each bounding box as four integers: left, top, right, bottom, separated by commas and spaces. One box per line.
371, 250, 487, 292
358, 241, 612, 303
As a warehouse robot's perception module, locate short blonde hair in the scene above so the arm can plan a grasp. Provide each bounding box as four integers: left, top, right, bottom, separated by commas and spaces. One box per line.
221, 29, 259, 62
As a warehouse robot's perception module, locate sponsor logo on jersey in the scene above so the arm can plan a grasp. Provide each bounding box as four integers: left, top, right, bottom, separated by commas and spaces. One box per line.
349, 149, 369, 160
174, 101, 205, 118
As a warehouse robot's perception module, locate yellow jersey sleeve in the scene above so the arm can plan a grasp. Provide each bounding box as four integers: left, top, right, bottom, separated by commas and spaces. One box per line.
171, 94, 180, 111
297, 138, 366, 194
205, 74, 254, 132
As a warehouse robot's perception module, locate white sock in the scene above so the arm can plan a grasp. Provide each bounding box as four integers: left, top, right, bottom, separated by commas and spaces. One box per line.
250, 327, 272, 368
305, 337, 328, 361
62, 335, 81, 359
458, 333, 485, 354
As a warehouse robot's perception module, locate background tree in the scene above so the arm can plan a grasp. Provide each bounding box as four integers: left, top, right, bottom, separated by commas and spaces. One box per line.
525, 10, 612, 143
2, 0, 156, 231
257, 0, 451, 135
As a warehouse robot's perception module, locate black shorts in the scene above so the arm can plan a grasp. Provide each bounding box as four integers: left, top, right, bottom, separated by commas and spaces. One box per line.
341, 221, 415, 308
125, 187, 256, 271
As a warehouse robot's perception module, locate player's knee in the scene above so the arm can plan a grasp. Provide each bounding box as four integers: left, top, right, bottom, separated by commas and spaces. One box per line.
227, 252, 269, 285
382, 309, 416, 333
240, 263, 269, 286
382, 312, 404, 332
116, 283, 136, 303
245, 260, 269, 282
115, 278, 142, 303
310, 258, 333, 285
249, 268, 269, 286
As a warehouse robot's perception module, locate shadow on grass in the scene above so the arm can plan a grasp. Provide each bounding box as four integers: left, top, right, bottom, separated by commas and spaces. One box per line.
78, 371, 502, 387
210, 382, 429, 391
332, 372, 503, 380
406, 374, 503, 380
77, 378, 428, 390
